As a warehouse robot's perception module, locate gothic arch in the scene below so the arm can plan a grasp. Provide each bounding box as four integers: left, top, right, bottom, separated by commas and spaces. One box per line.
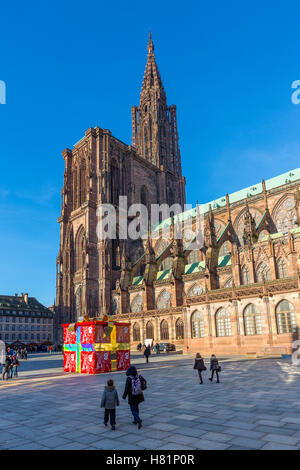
271, 193, 297, 233
160, 319, 169, 340
277, 257, 288, 279
156, 289, 171, 309
234, 206, 262, 244
145, 321, 154, 339
175, 318, 184, 340
256, 261, 271, 282
130, 294, 143, 313
132, 322, 141, 342
187, 283, 204, 297
74, 226, 85, 272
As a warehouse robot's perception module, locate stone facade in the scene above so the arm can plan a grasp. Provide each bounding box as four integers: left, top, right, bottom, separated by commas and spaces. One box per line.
55, 35, 186, 340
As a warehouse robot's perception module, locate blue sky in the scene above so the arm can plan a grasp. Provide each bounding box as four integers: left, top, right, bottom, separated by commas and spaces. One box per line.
1, 0, 300, 307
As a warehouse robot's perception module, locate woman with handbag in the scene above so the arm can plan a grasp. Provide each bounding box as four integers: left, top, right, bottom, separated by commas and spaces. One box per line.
193, 353, 206, 384
209, 354, 221, 383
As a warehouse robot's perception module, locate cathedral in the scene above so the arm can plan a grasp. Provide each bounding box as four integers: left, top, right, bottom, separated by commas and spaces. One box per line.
56, 35, 300, 356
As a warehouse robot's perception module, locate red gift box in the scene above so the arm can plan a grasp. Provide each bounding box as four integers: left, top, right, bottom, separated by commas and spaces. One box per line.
95, 324, 110, 343
81, 351, 95, 374
64, 351, 76, 372
116, 350, 130, 370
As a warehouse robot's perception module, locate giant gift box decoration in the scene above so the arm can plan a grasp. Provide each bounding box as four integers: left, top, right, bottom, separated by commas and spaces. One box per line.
62, 318, 130, 374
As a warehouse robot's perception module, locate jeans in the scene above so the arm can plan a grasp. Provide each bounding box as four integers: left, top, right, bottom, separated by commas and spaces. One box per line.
130, 404, 141, 423
13, 366, 18, 377
104, 408, 116, 426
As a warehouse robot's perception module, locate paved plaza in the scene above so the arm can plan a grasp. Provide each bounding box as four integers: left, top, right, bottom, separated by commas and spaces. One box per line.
1, 353, 300, 450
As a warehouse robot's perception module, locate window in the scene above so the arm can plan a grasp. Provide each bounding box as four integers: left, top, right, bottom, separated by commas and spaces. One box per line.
156, 290, 171, 310
244, 304, 262, 335
187, 250, 198, 264
133, 323, 140, 342
175, 318, 184, 340
242, 265, 250, 285
160, 320, 169, 340
159, 257, 173, 271
277, 258, 287, 279
276, 300, 296, 334
223, 277, 233, 288
130, 294, 143, 313
187, 284, 204, 297
256, 262, 271, 282
191, 311, 205, 338
146, 321, 154, 339
216, 308, 231, 337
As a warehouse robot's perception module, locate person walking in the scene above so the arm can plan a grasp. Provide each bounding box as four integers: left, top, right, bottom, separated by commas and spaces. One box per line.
2, 355, 12, 380
209, 354, 221, 383
144, 345, 151, 363
193, 353, 207, 384
101, 379, 120, 430
11, 355, 20, 377
122, 365, 146, 429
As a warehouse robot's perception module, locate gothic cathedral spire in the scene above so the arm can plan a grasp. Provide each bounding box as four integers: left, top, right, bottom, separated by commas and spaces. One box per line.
131, 33, 182, 177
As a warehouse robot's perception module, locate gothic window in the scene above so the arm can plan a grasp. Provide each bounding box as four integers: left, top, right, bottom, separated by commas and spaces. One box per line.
219, 241, 230, 256
273, 196, 297, 233
256, 262, 271, 282
187, 250, 198, 264
216, 308, 231, 337
243, 304, 262, 336
154, 239, 168, 258
75, 286, 82, 318
159, 257, 173, 271
242, 265, 250, 285
146, 321, 154, 339
160, 320, 169, 340
175, 318, 184, 340
111, 161, 120, 205
140, 186, 148, 207
276, 300, 296, 334
75, 227, 85, 272
191, 311, 205, 338
156, 290, 171, 309
187, 284, 204, 297
223, 277, 233, 288
133, 323, 140, 342
79, 162, 86, 206
73, 166, 78, 210
130, 294, 143, 313
234, 207, 262, 245
277, 258, 288, 279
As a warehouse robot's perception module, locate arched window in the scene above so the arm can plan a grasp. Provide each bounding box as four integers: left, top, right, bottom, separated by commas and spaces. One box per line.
79, 161, 86, 206
216, 308, 231, 337
133, 323, 140, 342
130, 294, 143, 313
175, 318, 184, 340
273, 196, 297, 233
187, 250, 199, 264
277, 258, 287, 279
223, 277, 233, 288
191, 311, 205, 338
256, 262, 271, 282
242, 265, 250, 285
146, 321, 154, 339
244, 304, 262, 336
160, 320, 169, 340
219, 241, 230, 256
187, 284, 204, 297
276, 300, 296, 334
75, 227, 85, 272
156, 290, 171, 309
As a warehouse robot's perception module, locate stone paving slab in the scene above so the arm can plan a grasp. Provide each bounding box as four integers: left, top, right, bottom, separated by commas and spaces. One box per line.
1, 354, 300, 450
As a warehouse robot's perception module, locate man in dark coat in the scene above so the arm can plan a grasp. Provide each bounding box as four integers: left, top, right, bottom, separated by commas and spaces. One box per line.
209, 354, 220, 383
2, 355, 12, 381
122, 365, 146, 429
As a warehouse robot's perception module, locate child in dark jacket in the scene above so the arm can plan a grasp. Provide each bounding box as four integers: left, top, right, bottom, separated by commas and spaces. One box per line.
101, 379, 120, 430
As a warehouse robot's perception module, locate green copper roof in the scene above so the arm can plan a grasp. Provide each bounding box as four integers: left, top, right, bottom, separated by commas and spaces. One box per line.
218, 254, 231, 267
153, 167, 300, 233
184, 261, 205, 274
132, 276, 143, 286
156, 269, 172, 281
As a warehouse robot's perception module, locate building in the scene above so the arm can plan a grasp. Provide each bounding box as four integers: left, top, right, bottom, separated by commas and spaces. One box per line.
56, 35, 300, 355
0, 293, 54, 345
55, 33, 186, 340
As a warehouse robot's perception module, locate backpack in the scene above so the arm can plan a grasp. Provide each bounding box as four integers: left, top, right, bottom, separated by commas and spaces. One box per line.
131, 375, 142, 396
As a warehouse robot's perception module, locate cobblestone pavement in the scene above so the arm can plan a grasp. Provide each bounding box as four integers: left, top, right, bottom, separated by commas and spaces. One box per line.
1, 354, 300, 450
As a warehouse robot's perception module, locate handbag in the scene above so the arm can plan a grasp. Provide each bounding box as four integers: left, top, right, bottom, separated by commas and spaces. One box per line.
216, 365, 221, 372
